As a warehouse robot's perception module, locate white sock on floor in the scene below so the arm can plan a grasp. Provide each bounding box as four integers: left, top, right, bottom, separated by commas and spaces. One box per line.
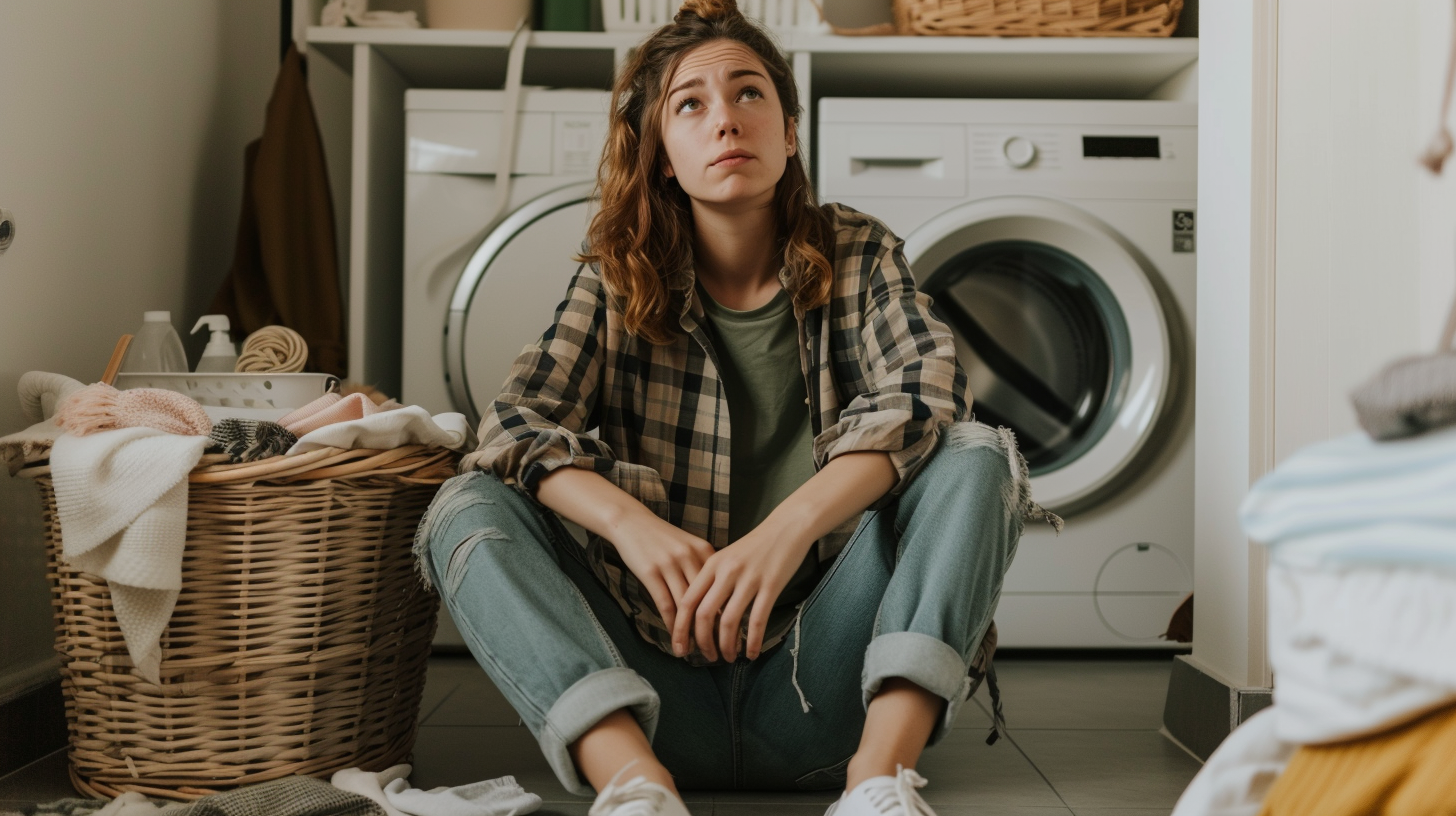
331, 764, 414, 816
383, 774, 543, 816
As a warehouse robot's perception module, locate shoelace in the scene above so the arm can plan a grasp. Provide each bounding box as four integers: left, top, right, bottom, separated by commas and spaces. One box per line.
862, 764, 933, 816
587, 758, 671, 816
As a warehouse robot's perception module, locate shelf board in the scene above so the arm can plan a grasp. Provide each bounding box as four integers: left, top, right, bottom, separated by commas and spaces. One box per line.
306, 26, 1196, 96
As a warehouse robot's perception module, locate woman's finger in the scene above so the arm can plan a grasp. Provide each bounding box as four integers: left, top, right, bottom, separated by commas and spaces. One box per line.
662, 569, 691, 635
673, 561, 713, 655
718, 584, 756, 663
641, 571, 678, 642
745, 592, 774, 660
694, 580, 733, 662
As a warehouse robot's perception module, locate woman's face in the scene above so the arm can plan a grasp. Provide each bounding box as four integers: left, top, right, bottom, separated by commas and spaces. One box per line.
658, 39, 795, 210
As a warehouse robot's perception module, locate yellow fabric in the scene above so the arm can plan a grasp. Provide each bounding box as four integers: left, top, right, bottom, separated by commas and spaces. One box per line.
1259, 701, 1456, 816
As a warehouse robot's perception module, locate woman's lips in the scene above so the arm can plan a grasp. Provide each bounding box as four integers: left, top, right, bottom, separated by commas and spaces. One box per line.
714, 156, 752, 168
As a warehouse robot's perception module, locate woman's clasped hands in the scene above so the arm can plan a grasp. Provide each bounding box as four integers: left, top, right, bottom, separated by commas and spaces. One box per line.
606, 508, 814, 663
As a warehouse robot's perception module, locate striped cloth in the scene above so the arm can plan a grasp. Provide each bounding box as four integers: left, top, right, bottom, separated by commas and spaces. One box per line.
464, 203, 981, 665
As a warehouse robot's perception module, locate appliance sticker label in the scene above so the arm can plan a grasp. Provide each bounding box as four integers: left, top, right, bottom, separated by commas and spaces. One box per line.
1173, 210, 1196, 253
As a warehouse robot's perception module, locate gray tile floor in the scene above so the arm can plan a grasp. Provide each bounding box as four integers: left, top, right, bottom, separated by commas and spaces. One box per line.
0, 655, 1202, 815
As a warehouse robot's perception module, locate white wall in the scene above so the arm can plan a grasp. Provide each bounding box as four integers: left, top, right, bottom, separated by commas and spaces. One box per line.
1194, 0, 1432, 690
1274, 0, 1422, 460
0, 0, 279, 702
1194, 0, 1266, 689
1420, 1, 1456, 346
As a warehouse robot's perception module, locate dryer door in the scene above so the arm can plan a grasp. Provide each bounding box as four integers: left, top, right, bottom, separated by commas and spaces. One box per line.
904, 196, 1173, 512
446, 182, 598, 425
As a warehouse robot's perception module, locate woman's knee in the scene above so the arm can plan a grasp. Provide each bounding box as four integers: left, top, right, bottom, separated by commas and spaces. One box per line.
419, 470, 530, 579
931, 422, 1019, 484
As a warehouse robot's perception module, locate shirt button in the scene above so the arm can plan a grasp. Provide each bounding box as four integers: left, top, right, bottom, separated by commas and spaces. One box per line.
804, 397, 810, 405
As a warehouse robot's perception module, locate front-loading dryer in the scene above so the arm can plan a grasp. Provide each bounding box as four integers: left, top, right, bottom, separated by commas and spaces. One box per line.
819, 98, 1197, 647
403, 88, 609, 648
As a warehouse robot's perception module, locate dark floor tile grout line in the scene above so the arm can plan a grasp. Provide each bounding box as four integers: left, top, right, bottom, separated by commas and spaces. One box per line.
0, 749, 65, 789
417, 723, 530, 728
418, 682, 464, 725
1003, 730, 1074, 812
1002, 727, 1170, 732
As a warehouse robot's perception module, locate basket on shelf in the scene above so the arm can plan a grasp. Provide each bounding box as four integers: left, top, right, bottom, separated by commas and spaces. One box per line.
890, 0, 1183, 37
18, 444, 459, 801
603, 0, 825, 32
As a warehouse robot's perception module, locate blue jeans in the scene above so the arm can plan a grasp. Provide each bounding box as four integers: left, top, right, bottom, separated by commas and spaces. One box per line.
414, 422, 1025, 796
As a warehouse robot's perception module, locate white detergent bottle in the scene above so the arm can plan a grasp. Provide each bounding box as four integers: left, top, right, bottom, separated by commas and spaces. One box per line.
191, 315, 238, 373
121, 311, 189, 373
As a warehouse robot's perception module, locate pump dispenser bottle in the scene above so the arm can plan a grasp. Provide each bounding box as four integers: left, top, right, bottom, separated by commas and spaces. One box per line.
191, 315, 239, 373
121, 311, 189, 373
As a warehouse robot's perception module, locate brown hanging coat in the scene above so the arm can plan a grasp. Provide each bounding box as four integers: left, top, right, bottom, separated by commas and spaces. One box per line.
211, 44, 346, 376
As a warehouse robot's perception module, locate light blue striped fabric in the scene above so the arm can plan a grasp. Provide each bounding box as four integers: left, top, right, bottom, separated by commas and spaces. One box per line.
1239, 424, 1456, 570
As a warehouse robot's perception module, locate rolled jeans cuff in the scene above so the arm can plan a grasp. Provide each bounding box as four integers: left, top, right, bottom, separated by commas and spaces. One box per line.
861, 631, 973, 747
540, 667, 661, 796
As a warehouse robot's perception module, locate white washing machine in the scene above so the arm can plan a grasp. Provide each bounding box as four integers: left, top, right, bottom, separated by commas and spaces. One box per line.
404, 87, 609, 647
819, 98, 1197, 647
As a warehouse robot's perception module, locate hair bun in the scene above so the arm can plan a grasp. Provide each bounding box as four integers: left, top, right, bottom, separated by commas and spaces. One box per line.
675, 0, 740, 23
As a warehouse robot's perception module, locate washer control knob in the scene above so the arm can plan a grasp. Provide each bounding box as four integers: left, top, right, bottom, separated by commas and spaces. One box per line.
1002, 136, 1037, 169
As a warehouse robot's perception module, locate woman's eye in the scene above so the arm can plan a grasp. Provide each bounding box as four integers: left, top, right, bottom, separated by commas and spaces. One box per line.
676, 97, 700, 113
740, 87, 762, 100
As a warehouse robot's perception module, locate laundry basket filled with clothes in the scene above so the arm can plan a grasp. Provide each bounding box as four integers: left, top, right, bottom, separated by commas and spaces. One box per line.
1, 371, 473, 801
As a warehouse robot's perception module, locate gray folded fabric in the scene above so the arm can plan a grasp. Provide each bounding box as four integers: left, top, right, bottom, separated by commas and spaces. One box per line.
1349, 351, 1456, 440
28, 776, 384, 816
172, 776, 385, 816
206, 418, 297, 463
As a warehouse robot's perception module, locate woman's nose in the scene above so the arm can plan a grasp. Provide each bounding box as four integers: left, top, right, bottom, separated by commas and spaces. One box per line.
715, 111, 741, 137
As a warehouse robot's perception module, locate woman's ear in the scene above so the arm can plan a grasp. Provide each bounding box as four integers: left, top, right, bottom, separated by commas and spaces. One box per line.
786, 117, 798, 157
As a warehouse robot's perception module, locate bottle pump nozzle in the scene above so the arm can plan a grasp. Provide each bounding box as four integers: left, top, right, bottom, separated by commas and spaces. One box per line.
191, 315, 238, 373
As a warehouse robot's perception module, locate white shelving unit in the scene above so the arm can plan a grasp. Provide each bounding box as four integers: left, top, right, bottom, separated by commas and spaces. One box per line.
301, 25, 1197, 394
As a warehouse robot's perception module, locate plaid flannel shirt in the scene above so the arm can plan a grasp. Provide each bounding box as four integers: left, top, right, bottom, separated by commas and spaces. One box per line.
462, 203, 974, 666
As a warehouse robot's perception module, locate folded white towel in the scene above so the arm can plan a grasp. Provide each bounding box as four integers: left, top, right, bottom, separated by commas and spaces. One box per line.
384, 774, 542, 816
51, 427, 207, 683
288, 407, 474, 455
1267, 561, 1456, 744
332, 764, 414, 816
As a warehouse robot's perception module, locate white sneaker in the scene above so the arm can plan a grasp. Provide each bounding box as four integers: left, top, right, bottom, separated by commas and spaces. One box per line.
587, 758, 694, 816
823, 765, 937, 816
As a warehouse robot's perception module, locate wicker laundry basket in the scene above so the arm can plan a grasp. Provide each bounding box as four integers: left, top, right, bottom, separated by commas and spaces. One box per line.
19, 445, 458, 801
834, 0, 1183, 37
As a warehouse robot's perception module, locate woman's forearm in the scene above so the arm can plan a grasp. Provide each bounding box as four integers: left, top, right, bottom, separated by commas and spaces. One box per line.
765, 450, 899, 550
536, 449, 898, 554
535, 465, 658, 543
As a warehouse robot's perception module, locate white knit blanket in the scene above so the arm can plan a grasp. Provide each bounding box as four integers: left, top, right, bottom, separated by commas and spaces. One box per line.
51, 427, 207, 684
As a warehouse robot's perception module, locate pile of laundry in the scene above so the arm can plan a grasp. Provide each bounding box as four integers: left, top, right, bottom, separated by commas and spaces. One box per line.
0, 372, 474, 684
1171, 415, 1456, 812
6, 768, 541, 816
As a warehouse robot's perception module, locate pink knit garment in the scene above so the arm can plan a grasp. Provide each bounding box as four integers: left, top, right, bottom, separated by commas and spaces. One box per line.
279, 392, 403, 437
55, 383, 213, 437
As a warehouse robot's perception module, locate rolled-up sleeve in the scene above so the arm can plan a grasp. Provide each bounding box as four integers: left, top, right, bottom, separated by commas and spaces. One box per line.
813, 232, 972, 507
459, 265, 617, 493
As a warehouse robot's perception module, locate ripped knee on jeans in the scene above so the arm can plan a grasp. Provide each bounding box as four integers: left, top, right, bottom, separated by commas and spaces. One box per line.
942, 422, 1063, 533
441, 527, 512, 595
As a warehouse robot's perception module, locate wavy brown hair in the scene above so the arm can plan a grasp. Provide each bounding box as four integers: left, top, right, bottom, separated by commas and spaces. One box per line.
575, 0, 836, 345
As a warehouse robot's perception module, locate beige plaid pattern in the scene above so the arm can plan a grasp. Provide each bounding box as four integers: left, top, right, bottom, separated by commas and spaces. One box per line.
462, 203, 973, 666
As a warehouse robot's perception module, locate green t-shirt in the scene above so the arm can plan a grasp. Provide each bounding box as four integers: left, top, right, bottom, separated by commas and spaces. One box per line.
697, 281, 822, 609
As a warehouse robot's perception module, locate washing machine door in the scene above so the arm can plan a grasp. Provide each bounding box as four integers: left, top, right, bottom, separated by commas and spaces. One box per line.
446, 182, 598, 425
904, 196, 1172, 512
